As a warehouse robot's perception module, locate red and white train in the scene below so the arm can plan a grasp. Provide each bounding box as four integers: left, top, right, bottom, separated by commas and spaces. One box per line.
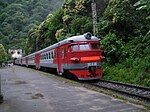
15, 33, 104, 80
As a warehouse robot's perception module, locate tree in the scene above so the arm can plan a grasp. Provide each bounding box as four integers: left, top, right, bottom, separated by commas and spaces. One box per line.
98, 0, 150, 63
0, 0, 63, 51
71, 16, 92, 35
0, 44, 7, 66
134, 0, 150, 20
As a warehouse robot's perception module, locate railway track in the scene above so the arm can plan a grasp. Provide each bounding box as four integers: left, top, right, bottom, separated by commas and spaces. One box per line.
29, 67, 150, 103
85, 79, 150, 102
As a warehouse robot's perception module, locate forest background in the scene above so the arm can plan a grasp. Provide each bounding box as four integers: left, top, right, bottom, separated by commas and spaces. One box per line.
0, 0, 150, 86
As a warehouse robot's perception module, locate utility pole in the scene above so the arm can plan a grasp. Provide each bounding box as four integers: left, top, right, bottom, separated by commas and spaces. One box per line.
36, 36, 38, 51
36, 30, 39, 51
91, 0, 98, 36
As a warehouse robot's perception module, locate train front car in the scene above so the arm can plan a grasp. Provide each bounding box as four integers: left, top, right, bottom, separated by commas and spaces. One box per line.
66, 33, 103, 80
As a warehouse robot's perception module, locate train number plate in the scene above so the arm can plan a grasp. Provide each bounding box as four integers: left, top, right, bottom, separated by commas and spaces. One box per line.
87, 62, 97, 66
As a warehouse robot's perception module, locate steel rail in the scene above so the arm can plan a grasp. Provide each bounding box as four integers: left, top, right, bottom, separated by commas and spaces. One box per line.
99, 79, 150, 91
86, 79, 150, 102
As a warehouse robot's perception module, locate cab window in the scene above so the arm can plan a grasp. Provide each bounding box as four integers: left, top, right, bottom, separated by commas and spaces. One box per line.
68, 44, 79, 52
91, 43, 100, 49
80, 44, 90, 50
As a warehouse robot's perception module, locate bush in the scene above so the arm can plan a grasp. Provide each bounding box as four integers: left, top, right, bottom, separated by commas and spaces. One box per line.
102, 56, 150, 86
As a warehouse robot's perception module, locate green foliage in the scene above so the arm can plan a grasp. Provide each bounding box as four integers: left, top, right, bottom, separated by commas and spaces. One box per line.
101, 32, 125, 63
99, 0, 149, 61
0, 44, 7, 65
100, 0, 150, 86
134, 0, 150, 19
26, 27, 39, 54
71, 16, 93, 34
0, 0, 63, 51
103, 56, 150, 86
26, 8, 64, 54
26, 0, 94, 53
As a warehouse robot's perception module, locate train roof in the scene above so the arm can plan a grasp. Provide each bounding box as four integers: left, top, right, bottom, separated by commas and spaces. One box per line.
27, 33, 99, 56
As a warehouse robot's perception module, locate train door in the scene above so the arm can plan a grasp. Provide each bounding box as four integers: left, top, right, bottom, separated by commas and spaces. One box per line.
26, 57, 28, 67
35, 54, 40, 69
57, 47, 62, 75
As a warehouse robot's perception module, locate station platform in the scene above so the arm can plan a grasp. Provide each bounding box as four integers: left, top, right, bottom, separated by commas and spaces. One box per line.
0, 66, 148, 112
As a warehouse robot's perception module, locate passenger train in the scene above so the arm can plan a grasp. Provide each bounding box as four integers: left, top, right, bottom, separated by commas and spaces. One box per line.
15, 33, 104, 80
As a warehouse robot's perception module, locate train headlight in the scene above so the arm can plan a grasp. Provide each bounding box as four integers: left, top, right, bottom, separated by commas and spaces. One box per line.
84, 32, 92, 40
70, 57, 80, 63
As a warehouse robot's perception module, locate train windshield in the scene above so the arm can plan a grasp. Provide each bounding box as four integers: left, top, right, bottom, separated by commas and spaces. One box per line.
68, 43, 100, 52
68, 44, 90, 52
91, 43, 100, 50
80, 44, 90, 50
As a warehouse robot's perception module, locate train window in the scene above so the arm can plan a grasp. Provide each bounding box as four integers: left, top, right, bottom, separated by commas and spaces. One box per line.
62, 48, 66, 58
51, 51, 54, 58
42, 54, 44, 60
46, 53, 48, 59
29, 56, 34, 61
45, 53, 47, 59
68, 44, 79, 52
48, 53, 49, 59
46, 53, 47, 59
49, 52, 51, 59
68, 46, 72, 52
44, 54, 45, 59
91, 43, 100, 49
41, 55, 42, 60
45, 54, 46, 59
80, 44, 90, 50
72, 45, 79, 51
